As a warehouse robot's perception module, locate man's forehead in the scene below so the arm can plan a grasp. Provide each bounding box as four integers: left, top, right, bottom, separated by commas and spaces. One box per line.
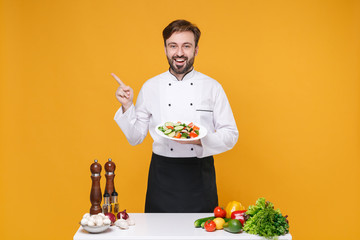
166, 31, 195, 44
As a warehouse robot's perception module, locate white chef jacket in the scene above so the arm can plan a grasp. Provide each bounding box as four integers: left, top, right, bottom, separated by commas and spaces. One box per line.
114, 69, 238, 158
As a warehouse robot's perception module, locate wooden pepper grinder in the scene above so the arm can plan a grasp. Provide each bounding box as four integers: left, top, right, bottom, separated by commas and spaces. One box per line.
90, 159, 102, 215
104, 158, 116, 202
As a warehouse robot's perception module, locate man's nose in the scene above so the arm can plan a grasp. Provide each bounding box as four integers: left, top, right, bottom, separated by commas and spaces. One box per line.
176, 47, 184, 56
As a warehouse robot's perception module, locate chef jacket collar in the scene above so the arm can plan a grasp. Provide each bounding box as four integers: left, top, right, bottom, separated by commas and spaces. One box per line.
167, 68, 195, 82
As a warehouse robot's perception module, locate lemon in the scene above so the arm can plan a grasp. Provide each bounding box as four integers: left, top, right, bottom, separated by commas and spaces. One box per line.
213, 217, 226, 230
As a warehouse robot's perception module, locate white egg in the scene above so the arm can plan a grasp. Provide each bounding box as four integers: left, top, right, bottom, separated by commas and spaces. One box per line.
83, 213, 90, 219
98, 213, 105, 218
80, 218, 88, 225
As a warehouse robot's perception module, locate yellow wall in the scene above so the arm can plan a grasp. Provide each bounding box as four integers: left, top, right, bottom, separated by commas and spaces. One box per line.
1, 0, 359, 239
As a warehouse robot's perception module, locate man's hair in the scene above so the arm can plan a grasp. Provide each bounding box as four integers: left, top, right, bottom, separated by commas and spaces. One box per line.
162, 19, 201, 47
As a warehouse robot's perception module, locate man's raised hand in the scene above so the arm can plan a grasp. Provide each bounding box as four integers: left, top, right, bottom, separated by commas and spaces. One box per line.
112, 73, 134, 112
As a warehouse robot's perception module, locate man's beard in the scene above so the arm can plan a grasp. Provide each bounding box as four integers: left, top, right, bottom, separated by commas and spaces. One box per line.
167, 55, 195, 75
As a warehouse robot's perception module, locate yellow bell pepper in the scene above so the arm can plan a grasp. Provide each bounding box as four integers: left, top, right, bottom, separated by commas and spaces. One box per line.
225, 201, 245, 218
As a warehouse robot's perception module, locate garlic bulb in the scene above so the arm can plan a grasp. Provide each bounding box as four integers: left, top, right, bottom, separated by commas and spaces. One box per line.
126, 218, 135, 226
115, 219, 129, 229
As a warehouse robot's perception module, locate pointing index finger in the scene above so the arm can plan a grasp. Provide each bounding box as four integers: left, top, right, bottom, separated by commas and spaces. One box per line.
111, 73, 125, 86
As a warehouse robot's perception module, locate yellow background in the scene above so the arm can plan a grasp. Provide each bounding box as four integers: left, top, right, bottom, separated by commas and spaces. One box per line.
1, 0, 359, 239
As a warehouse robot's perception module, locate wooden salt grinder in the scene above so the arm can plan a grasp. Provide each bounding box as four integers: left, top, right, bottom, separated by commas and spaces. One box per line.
104, 158, 116, 202
90, 159, 102, 215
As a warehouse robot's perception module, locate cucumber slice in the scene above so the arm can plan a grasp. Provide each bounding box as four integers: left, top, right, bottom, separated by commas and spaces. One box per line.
164, 122, 174, 127
164, 129, 173, 135
174, 126, 184, 131
168, 131, 175, 138
174, 122, 181, 126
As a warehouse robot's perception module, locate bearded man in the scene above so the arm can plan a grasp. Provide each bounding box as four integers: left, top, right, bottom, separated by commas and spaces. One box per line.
113, 19, 238, 213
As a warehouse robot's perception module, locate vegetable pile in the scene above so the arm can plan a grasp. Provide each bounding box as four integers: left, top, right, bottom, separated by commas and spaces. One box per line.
158, 121, 200, 139
194, 198, 290, 238
244, 198, 289, 238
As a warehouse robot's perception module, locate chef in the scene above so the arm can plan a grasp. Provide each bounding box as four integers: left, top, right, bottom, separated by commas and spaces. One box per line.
113, 19, 238, 213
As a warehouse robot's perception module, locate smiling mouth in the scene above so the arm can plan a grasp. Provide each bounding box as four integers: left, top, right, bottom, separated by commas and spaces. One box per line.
174, 58, 186, 66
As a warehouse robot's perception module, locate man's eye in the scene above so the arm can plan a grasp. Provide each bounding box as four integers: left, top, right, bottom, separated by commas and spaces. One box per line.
169, 45, 176, 48
184, 45, 191, 48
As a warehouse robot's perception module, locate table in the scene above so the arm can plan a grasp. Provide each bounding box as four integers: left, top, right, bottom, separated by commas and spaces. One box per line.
74, 213, 292, 240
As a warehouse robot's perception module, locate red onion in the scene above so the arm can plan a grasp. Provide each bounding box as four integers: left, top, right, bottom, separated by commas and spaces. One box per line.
117, 209, 129, 220
104, 212, 116, 224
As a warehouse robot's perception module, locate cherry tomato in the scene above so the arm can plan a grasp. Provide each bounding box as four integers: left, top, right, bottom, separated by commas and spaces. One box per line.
189, 130, 198, 138
214, 206, 227, 218
204, 219, 216, 232
192, 125, 200, 131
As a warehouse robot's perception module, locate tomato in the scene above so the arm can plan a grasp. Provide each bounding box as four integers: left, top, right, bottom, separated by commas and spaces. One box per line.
189, 130, 198, 138
167, 126, 174, 129
174, 132, 181, 138
188, 122, 194, 128
204, 219, 216, 232
192, 125, 200, 131
214, 206, 226, 218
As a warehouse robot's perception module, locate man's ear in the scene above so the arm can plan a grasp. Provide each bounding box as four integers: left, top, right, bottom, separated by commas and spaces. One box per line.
195, 46, 199, 56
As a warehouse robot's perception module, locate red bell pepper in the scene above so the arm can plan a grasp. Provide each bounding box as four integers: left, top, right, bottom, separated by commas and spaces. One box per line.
231, 210, 247, 226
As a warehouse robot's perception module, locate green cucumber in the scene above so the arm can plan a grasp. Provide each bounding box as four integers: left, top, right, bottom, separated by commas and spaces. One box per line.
164, 129, 173, 135
168, 131, 175, 138
194, 216, 215, 228
174, 126, 184, 131
164, 122, 174, 127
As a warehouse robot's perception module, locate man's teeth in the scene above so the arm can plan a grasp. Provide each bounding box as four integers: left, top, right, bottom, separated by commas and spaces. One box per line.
175, 59, 185, 62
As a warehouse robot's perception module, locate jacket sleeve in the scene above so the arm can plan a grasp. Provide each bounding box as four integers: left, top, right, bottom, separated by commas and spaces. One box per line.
114, 88, 150, 145
194, 85, 239, 158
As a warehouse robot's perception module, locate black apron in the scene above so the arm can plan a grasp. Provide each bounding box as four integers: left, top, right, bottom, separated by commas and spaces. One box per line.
145, 152, 218, 213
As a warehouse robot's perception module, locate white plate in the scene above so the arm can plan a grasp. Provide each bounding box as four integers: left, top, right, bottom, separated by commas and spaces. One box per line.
81, 223, 110, 233
155, 121, 207, 142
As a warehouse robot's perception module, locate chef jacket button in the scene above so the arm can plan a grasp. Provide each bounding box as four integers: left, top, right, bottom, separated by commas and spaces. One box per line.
168, 104, 171, 107
170, 148, 173, 151
191, 148, 194, 151
190, 103, 193, 106
191, 83, 193, 85
169, 83, 171, 86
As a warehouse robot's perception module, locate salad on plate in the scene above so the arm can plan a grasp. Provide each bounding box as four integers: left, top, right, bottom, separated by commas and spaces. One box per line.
157, 121, 203, 140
